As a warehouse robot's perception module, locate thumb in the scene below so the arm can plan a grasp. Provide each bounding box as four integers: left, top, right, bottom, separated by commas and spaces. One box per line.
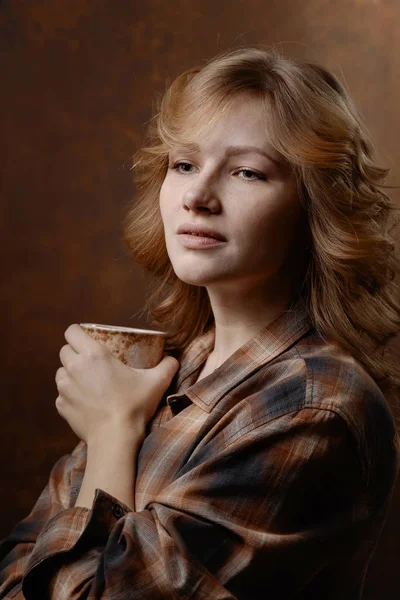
152, 354, 180, 384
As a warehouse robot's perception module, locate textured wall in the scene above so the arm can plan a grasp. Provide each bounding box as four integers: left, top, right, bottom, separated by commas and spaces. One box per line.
1, 1, 399, 597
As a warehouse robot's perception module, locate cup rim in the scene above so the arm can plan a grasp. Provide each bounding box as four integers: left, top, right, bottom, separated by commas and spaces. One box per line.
80, 323, 165, 335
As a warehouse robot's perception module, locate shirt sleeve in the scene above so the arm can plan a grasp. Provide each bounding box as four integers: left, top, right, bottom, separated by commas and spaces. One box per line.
0, 440, 88, 599
19, 407, 376, 600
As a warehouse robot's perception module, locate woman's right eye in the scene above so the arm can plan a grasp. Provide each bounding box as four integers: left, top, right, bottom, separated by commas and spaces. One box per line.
171, 161, 195, 174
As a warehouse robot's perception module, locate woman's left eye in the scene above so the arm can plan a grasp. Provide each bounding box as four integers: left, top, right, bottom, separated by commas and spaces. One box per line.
236, 168, 266, 181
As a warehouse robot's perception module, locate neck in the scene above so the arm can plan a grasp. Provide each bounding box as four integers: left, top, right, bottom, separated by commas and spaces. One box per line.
205, 272, 297, 370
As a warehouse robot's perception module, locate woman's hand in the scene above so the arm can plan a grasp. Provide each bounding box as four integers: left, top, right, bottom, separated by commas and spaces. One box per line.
55, 324, 179, 444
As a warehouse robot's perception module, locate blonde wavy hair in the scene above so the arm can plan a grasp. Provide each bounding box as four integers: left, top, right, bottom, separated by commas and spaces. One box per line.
123, 46, 400, 400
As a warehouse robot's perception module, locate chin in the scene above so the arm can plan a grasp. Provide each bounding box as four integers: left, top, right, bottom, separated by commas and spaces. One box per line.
174, 271, 211, 287
171, 265, 221, 287
167, 246, 232, 287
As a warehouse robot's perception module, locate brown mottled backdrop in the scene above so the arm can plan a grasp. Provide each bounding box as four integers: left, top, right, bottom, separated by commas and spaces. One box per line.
1, 0, 399, 597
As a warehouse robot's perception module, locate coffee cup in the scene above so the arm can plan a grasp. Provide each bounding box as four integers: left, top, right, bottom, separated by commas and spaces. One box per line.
79, 323, 165, 369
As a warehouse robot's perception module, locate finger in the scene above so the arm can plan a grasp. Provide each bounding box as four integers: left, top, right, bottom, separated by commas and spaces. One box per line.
151, 355, 180, 384
55, 394, 63, 413
55, 394, 68, 419
55, 366, 67, 387
59, 344, 78, 369
64, 323, 102, 354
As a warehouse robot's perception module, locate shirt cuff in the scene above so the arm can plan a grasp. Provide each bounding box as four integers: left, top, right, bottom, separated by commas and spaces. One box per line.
22, 489, 131, 586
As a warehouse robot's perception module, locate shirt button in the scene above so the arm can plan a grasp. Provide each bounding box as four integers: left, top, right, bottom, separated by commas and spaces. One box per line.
112, 504, 125, 519
169, 398, 179, 412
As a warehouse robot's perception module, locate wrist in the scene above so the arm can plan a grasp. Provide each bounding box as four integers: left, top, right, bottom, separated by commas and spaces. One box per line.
76, 422, 144, 510
86, 421, 146, 450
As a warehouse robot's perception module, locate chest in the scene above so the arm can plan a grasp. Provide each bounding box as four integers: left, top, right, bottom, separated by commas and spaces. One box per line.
134, 401, 208, 512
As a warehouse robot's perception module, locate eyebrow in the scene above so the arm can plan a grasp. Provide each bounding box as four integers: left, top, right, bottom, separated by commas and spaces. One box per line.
225, 145, 282, 166
172, 143, 282, 167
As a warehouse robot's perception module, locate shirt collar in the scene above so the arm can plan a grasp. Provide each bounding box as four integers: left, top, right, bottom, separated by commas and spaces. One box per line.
167, 299, 312, 413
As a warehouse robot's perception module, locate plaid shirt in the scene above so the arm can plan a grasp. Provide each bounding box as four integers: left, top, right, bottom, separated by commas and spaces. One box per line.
1, 303, 399, 599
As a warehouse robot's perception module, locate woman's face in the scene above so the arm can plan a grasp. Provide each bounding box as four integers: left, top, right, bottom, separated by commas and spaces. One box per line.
159, 94, 304, 293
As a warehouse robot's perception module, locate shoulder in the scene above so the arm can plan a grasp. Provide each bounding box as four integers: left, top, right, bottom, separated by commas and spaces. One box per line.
232, 328, 399, 469
250, 328, 393, 423
221, 328, 397, 441
218, 330, 399, 513
265, 330, 400, 507
291, 330, 396, 438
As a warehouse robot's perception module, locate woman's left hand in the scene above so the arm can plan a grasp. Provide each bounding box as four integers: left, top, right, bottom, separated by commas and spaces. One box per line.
55, 324, 179, 444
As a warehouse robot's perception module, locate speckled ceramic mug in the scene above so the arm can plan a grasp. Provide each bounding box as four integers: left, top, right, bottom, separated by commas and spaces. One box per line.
79, 324, 166, 369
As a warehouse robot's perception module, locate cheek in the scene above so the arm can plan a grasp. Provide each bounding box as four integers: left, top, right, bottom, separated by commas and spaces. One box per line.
158, 189, 177, 259
159, 187, 170, 227
243, 201, 302, 254
159, 177, 181, 222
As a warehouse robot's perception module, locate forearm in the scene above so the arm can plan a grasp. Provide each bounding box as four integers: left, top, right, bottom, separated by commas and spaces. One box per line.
75, 427, 145, 511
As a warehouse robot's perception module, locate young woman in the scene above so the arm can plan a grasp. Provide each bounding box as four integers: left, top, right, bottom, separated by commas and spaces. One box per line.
1, 46, 400, 599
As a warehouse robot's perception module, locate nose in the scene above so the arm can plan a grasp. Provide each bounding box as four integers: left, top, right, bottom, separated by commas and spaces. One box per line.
182, 178, 221, 214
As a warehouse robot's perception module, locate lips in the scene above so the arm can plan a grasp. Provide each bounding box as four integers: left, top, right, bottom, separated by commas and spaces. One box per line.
176, 223, 226, 241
